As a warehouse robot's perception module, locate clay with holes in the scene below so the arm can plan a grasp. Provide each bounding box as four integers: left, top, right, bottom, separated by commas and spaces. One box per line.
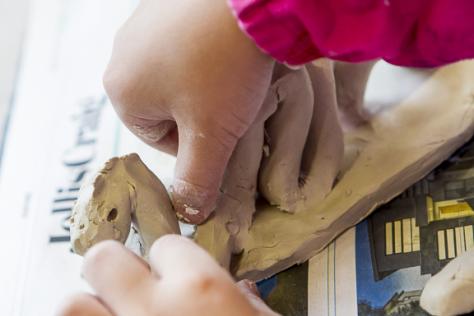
70, 154, 180, 256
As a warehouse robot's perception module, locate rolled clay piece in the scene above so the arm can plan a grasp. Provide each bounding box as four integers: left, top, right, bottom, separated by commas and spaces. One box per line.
258, 61, 344, 213
334, 60, 376, 128
70, 153, 180, 256
420, 248, 474, 316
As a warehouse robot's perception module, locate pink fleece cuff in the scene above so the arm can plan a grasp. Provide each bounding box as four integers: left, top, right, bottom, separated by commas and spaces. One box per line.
228, 0, 321, 65
228, 0, 474, 68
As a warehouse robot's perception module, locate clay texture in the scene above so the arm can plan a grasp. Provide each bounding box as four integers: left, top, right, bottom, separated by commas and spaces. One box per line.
70, 154, 180, 256
232, 60, 474, 280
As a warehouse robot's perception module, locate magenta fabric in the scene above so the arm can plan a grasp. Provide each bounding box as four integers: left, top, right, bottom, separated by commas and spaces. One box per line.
228, 0, 474, 67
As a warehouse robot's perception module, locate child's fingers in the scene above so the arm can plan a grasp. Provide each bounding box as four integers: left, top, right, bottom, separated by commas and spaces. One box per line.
258, 68, 313, 212
56, 293, 112, 316
236, 280, 281, 316
82, 240, 152, 315
148, 234, 229, 283
123, 117, 179, 156
171, 124, 239, 224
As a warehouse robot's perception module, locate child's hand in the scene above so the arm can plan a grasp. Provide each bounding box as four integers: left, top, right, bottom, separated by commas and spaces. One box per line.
103, 0, 274, 223
56, 236, 279, 316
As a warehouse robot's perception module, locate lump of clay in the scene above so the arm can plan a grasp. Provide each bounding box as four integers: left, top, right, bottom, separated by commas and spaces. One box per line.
420, 248, 474, 316
70, 153, 180, 256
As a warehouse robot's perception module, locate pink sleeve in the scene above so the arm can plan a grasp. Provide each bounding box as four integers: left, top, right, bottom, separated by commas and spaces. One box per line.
228, 0, 474, 67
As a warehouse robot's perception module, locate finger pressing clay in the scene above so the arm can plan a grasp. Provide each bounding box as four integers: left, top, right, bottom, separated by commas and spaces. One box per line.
259, 61, 343, 213
70, 154, 180, 256
194, 88, 278, 268
302, 60, 344, 209
334, 60, 376, 128
420, 248, 474, 316
258, 67, 314, 213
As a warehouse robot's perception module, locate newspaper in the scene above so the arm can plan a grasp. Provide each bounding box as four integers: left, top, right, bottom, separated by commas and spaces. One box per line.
0, 0, 29, 168
0, 1, 140, 314
1, 1, 473, 315
259, 138, 474, 316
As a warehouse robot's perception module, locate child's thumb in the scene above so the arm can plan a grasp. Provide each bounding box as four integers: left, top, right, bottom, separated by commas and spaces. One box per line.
170, 125, 238, 224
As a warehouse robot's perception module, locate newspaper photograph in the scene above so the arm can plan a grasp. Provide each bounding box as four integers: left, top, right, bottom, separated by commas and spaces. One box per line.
356, 140, 474, 316
259, 139, 474, 316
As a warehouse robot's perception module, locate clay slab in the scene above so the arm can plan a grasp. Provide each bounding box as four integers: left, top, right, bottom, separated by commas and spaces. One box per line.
233, 61, 474, 281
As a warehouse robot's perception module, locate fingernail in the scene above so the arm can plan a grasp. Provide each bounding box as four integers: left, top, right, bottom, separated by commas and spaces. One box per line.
170, 179, 217, 224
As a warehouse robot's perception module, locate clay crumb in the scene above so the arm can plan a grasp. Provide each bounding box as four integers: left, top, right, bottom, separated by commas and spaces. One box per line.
184, 204, 200, 215
262, 144, 270, 157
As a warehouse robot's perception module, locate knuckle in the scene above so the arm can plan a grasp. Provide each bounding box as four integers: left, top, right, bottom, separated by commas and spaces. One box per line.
209, 123, 240, 153
184, 273, 222, 294
179, 274, 239, 308
217, 110, 253, 141
130, 120, 176, 144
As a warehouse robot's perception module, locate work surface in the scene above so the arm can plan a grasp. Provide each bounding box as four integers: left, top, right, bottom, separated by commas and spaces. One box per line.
0, 1, 472, 315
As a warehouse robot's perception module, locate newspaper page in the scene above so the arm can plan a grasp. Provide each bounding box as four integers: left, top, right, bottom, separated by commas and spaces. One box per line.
257, 227, 358, 316
1, 1, 473, 315
0, 0, 29, 168
259, 138, 474, 316
0, 1, 140, 314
